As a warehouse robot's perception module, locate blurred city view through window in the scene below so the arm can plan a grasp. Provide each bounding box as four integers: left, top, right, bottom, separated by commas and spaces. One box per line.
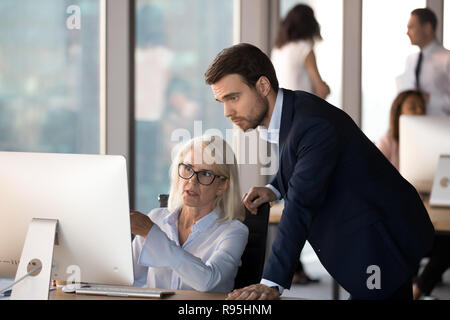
134, 0, 235, 212
0, 0, 100, 154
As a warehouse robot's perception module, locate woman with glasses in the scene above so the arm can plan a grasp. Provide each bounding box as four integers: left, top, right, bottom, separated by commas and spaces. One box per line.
130, 135, 248, 293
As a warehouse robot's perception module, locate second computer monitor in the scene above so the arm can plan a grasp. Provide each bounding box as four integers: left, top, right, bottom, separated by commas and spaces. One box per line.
399, 116, 450, 194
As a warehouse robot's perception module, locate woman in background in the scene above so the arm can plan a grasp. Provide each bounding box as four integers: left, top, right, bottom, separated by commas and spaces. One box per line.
376, 90, 426, 170
271, 4, 330, 99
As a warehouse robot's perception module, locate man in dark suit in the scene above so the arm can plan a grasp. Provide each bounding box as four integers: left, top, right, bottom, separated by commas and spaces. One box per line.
205, 43, 435, 300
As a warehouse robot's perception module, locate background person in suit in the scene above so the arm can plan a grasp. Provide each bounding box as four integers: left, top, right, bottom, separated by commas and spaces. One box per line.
204, 43, 435, 300
396, 8, 450, 116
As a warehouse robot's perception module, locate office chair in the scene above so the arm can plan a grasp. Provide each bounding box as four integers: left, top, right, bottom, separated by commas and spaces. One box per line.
158, 194, 169, 208
158, 194, 270, 290
233, 203, 270, 289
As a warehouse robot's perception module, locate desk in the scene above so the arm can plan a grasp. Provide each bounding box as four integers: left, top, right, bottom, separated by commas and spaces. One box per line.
423, 199, 450, 234
49, 288, 301, 301
50, 287, 227, 300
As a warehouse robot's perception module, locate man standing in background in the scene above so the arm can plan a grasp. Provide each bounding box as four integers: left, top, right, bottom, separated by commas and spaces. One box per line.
397, 8, 450, 116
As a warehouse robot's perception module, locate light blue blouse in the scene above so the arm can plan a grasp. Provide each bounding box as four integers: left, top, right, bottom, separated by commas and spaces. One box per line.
132, 207, 248, 293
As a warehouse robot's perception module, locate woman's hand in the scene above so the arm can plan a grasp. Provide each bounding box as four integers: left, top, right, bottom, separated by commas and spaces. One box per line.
130, 210, 154, 237
304, 50, 330, 99
315, 81, 330, 100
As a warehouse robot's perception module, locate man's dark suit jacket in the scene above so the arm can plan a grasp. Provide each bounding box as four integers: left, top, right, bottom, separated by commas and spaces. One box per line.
264, 89, 435, 299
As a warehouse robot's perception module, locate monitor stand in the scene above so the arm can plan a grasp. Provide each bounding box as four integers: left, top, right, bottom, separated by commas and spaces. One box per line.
11, 218, 58, 300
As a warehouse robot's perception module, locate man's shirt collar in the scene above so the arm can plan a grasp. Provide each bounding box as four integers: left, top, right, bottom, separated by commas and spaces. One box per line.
258, 88, 283, 145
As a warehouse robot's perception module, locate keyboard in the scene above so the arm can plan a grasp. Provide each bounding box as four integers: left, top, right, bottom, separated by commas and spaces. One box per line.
75, 285, 175, 298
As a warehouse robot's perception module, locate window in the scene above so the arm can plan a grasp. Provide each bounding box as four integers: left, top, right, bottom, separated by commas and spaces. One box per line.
134, 0, 235, 212
361, 0, 425, 142
0, 0, 100, 153
279, 0, 343, 108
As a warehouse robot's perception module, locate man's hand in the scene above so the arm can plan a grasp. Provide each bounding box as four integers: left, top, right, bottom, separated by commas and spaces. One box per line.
226, 284, 280, 300
130, 210, 154, 237
242, 187, 277, 215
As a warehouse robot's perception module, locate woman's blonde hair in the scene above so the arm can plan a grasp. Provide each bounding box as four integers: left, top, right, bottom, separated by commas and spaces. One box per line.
167, 135, 244, 222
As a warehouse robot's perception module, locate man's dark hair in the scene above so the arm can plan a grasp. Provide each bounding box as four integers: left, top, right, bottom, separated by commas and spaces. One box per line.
205, 43, 279, 92
412, 8, 438, 31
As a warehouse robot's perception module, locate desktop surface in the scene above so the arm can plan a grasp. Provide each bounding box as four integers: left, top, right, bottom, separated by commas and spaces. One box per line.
50, 287, 227, 300
49, 288, 303, 300
424, 198, 450, 234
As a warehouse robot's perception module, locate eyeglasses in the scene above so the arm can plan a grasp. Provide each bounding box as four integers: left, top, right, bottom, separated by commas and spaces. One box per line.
178, 163, 226, 186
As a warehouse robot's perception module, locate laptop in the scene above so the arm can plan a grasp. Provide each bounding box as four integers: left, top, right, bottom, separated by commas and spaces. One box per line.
430, 155, 450, 207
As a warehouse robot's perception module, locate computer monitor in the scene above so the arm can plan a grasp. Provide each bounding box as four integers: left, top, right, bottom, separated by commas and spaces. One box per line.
430, 155, 450, 207
0, 151, 134, 287
399, 116, 450, 194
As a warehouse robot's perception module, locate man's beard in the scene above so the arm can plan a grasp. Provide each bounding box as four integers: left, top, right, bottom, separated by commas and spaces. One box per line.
244, 93, 270, 131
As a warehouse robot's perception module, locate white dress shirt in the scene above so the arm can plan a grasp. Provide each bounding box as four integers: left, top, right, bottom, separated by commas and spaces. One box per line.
132, 207, 248, 293
397, 40, 450, 116
271, 40, 314, 92
258, 89, 285, 293
258, 88, 283, 200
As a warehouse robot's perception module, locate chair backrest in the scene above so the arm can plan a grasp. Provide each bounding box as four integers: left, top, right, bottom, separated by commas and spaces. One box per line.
233, 203, 270, 289
158, 194, 169, 208
157, 194, 270, 290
